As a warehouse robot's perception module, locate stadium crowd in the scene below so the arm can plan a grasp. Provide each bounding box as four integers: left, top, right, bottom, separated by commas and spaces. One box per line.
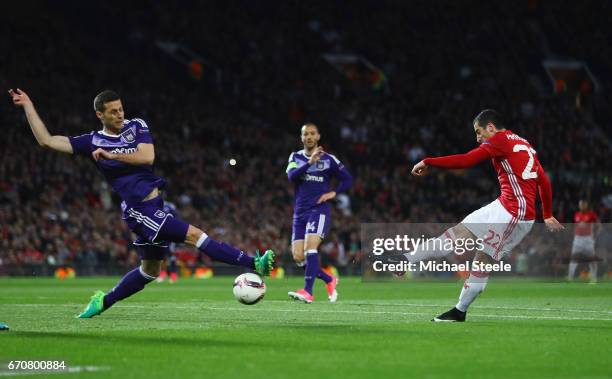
1, 0, 610, 276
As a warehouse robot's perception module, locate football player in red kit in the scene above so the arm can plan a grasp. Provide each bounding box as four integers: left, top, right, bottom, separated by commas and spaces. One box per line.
568, 200, 600, 282
409, 109, 564, 322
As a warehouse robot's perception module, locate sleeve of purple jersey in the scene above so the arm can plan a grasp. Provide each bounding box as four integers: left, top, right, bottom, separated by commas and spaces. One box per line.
68, 133, 93, 157
331, 156, 353, 193
286, 153, 310, 182
133, 118, 153, 144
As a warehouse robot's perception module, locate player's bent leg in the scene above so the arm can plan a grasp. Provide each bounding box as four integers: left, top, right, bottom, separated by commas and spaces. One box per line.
404, 224, 475, 263
185, 225, 274, 276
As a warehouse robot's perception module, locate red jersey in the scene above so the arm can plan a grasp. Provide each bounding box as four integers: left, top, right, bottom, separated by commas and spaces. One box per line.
479, 130, 545, 220
574, 211, 598, 236
424, 130, 552, 221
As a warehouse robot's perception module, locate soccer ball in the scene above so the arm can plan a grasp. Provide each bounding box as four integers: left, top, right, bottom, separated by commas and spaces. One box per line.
232, 273, 266, 305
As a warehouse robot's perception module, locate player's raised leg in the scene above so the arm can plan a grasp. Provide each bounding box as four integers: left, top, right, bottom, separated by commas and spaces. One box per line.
124, 199, 274, 276
403, 224, 474, 263
184, 225, 274, 276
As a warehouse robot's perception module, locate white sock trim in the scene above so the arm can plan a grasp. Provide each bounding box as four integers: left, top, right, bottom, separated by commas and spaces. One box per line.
305, 249, 318, 255
195, 232, 209, 248
139, 266, 158, 280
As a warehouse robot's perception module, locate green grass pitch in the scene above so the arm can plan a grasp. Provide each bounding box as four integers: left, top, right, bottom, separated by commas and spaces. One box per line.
1, 277, 611, 378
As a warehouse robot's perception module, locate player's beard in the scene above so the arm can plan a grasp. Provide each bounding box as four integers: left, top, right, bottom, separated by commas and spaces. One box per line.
305, 142, 317, 153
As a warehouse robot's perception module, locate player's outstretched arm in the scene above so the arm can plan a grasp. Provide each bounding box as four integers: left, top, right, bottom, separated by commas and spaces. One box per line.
537, 164, 564, 232
92, 143, 155, 165
9, 89, 73, 154
411, 146, 490, 176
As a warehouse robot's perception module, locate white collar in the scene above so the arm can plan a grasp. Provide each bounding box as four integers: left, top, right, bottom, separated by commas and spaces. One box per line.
98, 128, 122, 137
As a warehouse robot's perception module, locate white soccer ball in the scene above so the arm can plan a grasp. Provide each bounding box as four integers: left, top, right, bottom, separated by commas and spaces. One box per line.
232, 273, 266, 305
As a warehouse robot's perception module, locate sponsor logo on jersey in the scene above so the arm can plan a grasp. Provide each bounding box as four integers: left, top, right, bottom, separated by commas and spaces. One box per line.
304, 174, 324, 182
304, 159, 330, 173
110, 147, 138, 154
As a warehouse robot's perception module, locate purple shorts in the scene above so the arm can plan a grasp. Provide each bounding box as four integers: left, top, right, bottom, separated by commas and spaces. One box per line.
122, 196, 190, 260
291, 206, 331, 242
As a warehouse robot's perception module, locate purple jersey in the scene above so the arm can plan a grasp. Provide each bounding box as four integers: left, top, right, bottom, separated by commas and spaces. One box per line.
69, 118, 165, 206
286, 150, 352, 216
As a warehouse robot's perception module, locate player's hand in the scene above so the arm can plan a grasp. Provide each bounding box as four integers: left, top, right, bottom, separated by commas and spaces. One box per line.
308, 147, 325, 165
544, 217, 564, 232
411, 160, 429, 176
317, 191, 336, 204
92, 148, 114, 162
8, 88, 32, 107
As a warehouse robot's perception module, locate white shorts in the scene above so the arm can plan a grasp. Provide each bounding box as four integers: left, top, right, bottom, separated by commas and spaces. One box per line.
571, 236, 595, 255
461, 199, 534, 261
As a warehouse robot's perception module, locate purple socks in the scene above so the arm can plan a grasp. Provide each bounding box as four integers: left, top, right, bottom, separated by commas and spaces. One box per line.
103, 267, 155, 310
196, 234, 254, 269
317, 268, 332, 283
304, 250, 321, 295
299, 258, 333, 285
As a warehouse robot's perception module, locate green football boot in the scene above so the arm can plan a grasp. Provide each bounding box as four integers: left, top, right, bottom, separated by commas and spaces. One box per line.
254, 249, 275, 276
76, 290, 106, 319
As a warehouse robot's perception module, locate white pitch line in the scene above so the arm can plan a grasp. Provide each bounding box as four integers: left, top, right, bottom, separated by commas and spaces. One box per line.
331, 301, 612, 315
0, 366, 110, 377
199, 306, 612, 321
3, 303, 612, 321
6, 301, 612, 315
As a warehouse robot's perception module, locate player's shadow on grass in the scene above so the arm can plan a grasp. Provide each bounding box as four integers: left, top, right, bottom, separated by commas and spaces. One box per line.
10, 331, 266, 348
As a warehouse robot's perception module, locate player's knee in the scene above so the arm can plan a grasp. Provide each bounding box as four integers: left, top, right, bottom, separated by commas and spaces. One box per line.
304, 236, 322, 251
452, 224, 476, 240
141, 260, 162, 278
474, 251, 495, 265
185, 225, 205, 246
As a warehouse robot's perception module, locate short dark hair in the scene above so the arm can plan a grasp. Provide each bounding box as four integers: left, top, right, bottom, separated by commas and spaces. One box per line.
93, 90, 120, 112
473, 109, 504, 130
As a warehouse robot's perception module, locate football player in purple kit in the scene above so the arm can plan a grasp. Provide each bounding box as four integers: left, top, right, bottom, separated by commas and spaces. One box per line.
9, 88, 274, 318
286, 123, 352, 303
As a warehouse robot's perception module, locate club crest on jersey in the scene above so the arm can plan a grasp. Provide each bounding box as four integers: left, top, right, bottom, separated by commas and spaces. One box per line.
120, 128, 136, 144
308, 159, 330, 172
154, 210, 166, 219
